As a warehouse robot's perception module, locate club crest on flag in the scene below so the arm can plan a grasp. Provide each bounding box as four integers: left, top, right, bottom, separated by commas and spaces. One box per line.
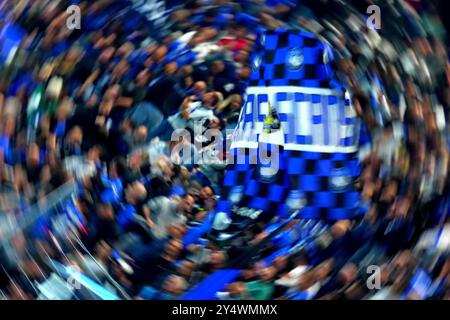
329, 167, 352, 192
260, 34, 265, 46
287, 47, 304, 70
229, 185, 244, 204
252, 54, 262, 72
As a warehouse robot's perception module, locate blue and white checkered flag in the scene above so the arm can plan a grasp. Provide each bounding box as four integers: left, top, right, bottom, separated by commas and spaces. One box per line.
212, 29, 363, 239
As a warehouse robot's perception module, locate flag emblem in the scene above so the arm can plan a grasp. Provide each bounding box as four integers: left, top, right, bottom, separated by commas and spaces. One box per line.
287, 47, 304, 70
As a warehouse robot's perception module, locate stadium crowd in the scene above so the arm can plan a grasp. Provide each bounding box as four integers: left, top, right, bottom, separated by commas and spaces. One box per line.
0, 0, 449, 300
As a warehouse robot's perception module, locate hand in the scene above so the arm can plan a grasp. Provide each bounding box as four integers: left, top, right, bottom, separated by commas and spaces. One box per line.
146, 218, 154, 229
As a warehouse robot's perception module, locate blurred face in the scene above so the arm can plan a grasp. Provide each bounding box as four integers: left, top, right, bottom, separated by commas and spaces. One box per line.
168, 224, 186, 239
315, 259, 334, 280
3, 117, 16, 137
202, 92, 218, 107
210, 61, 224, 75
56, 106, 70, 121
272, 255, 288, 271
99, 99, 114, 116
180, 195, 195, 214
231, 95, 243, 110
164, 62, 178, 76
228, 282, 246, 297
164, 239, 183, 258
99, 46, 115, 64
380, 180, 398, 202
209, 117, 221, 130
209, 251, 226, 267
162, 275, 186, 295
192, 81, 207, 95
136, 69, 150, 86
259, 266, 277, 282
95, 241, 112, 259
234, 50, 249, 63
200, 186, 213, 200
338, 263, 358, 285
153, 46, 168, 63
68, 126, 83, 145
87, 146, 101, 162
177, 260, 195, 277
133, 126, 148, 143
104, 84, 121, 101
238, 66, 251, 80
117, 42, 134, 58
125, 181, 147, 203
26, 144, 41, 166
97, 203, 115, 220
331, 220, 351, 238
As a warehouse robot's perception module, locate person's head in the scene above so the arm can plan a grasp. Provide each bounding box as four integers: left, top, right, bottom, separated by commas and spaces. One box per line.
227, 282, 246, 298
258, 266, 278, 282
192, 81, 207, 96
238, 65, 251, 80
210, 60, 225, 75
164, 61, 178, 76
55, 97, 74, 121
202, 91, 223, 108
314, 259, 335, 280
380, 179, 399, 203
199, 186, 214, 201
97, 202, 115, 221
66, 126, 83, 146
26, 143, 41, 167
163, 238, 184, 259
112, 59, 130, 79
297, 270, 316, 291
136, 69, 151, 87
1, 115, 16, 138
234, 50, 249, 64
98, 46, 116, 64
361, 181, 376, 201
125, 181, 147, 204
167, 224, 187, 239
331, 220, 351, 238
179, 194, 195, 214
178, 64, 193, 78
87, 145, 103, 162
121, 119, 136, 134
99, 99, 115, 117
209, 250, 227, 268
133, 125, 148, 144
104, 84, 121, 102
272, 255, 288, 272
162, 275, 188, 296
230, 94, 243, 111
116, 42, 135, 58
337, 263, 358, 286
177, 259, 196, 278
95, 240, 112, 260
153, 45, 168, 64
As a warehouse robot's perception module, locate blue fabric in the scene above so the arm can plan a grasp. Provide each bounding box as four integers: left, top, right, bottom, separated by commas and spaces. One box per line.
117, 204, 137, 227
183, 212, 215, 246
54, 121, 67, 138
0, 23, 26, 63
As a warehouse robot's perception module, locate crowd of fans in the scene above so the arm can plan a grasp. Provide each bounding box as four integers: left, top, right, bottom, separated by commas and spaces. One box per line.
0, 0, 449, 300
